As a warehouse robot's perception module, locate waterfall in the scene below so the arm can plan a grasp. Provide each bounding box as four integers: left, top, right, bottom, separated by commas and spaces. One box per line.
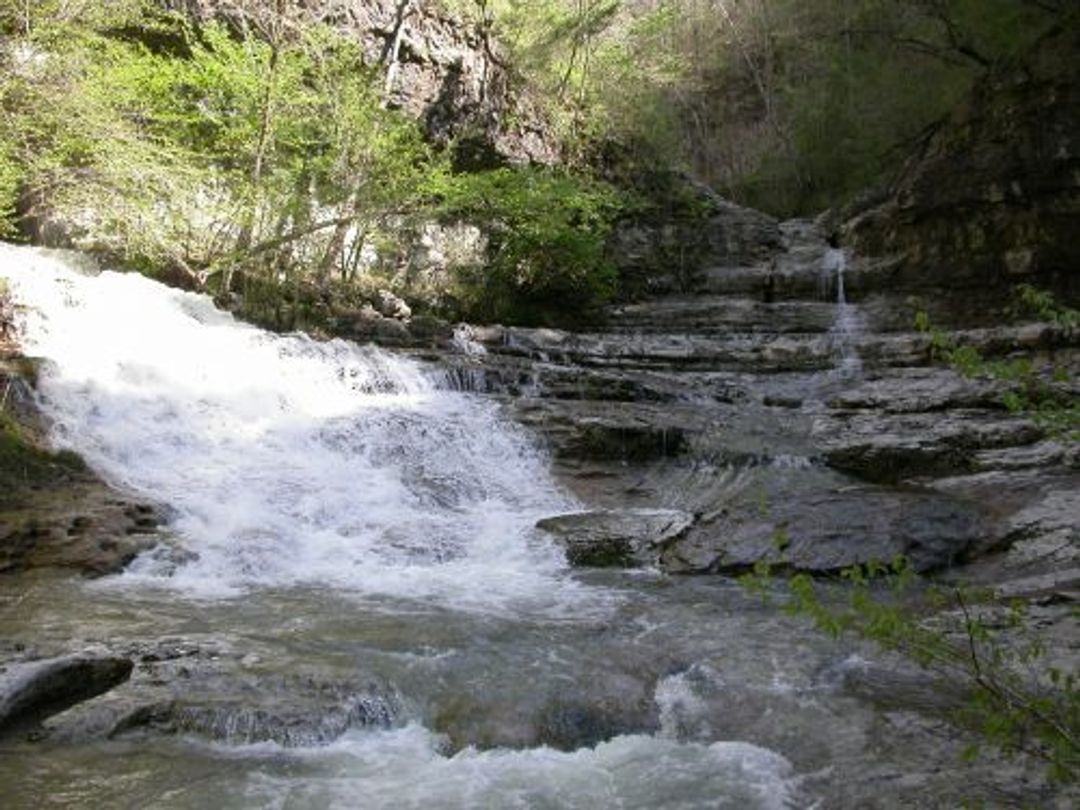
822, 246, 863, 378
0, 245, 600, 614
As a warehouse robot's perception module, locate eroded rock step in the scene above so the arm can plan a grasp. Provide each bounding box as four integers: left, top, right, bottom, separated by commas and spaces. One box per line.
607, 296, 840, 335
457, 321, 1076, 375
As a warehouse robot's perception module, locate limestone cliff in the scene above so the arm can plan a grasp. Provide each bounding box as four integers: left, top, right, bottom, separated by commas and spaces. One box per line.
842, 21, 1080, 322
168, 0, 558, 167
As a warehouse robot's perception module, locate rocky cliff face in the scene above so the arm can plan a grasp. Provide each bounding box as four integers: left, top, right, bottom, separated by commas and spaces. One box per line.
432, 211, 1077, 591
842, 22, 1080, 324
170, 0, 558, 166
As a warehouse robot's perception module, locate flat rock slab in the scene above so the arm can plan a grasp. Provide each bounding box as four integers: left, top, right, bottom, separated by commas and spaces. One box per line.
537, 509, 695, 567
662, 487, 987, 575
513, 400, 697, 462
0, 654, 133, 733
815, 409, 1045, 484
41, 641, 401, 747
826, 368, 1007, 413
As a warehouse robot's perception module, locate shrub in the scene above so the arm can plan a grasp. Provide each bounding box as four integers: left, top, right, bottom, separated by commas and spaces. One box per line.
438, 167, 625, 325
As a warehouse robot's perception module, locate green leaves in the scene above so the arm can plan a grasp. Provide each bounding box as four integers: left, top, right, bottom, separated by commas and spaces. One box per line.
0, 7, 445, 296
1016, 284, 1080, 329
439, 167, 625, 324
0, 2, 638, 327
914, 305, 1078, 440
741, 558, 1080, 783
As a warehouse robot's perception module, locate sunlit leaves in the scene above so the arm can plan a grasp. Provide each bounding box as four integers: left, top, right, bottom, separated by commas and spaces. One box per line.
740, 559, 1080, 782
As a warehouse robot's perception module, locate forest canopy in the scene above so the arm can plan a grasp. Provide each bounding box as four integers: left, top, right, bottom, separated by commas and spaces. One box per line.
0, 0, 1070, 326
446, 0, 1067, 214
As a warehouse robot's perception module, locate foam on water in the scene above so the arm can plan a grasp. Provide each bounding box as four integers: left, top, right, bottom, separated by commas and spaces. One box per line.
234, 724, 798, 810
0, 245, 605, 614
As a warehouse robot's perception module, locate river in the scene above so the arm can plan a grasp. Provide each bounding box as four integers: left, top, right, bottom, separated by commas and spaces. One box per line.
0, 244, 1065, 808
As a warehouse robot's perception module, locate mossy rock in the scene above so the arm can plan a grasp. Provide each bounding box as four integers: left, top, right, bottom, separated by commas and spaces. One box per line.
0, 418, 88, 508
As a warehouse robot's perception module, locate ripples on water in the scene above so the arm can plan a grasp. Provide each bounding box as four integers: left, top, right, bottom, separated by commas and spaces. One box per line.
0, 245, 810, 808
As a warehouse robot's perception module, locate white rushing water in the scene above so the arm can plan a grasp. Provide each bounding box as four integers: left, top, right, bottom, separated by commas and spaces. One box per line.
0, 245, 601, 614
237, 725, 798, 810
1, 245, 808, 808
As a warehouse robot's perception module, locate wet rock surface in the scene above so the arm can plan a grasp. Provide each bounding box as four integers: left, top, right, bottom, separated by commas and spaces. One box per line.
420, 208, 1078, 591
665, 486, 987, 575
0, 484, 165, 576
536, 509, 695, 567
0, 654, 133, 734
34, 640, 401, 748
1, 357, 167, 577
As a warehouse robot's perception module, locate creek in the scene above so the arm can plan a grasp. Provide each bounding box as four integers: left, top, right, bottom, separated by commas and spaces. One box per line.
0, 242, 1073, 809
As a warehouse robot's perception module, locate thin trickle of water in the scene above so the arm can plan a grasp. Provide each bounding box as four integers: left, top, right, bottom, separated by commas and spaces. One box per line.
822, 247, 862, 378
0, 245, 604, 615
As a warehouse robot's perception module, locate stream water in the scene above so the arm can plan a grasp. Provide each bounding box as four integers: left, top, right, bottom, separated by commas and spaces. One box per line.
822, 248, 862, 379
0, 246, 1032, 808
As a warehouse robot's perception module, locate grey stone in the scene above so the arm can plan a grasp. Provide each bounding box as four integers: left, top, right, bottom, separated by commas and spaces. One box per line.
513, 400, 695, 462
662, 486, 986, 575
374, 288, 412, 321
816, 410, 1045, 484
0, 654, 133, 733
536, 509, 695, 567
42, 641, 400, 747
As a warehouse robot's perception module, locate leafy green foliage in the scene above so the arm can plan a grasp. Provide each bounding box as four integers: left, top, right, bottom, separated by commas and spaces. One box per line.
0, 4, 634, 327
0, 140, 19, 239
742, 559, 1080, 782
438, 167, 624, 325
456, 0, 1064, 215
1016, 284, 1080, 329
914, 299, 1079, 440
0, 8, 442, 303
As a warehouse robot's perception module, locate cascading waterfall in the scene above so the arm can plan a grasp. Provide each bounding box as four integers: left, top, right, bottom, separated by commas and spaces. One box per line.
0, 244, 807, 809
822, 246, 863, 378
0, 245, 599, 614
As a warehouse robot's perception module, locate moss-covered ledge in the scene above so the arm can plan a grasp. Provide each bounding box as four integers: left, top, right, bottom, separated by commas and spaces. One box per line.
0, 349, 168, 577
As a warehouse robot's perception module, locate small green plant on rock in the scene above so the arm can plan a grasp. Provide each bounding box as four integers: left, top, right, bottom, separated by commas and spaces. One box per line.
914, 296, 1078, 440
1015, 284, 1080, 329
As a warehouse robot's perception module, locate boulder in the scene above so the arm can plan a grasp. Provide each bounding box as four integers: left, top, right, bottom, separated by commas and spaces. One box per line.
374, 288, 412, 321
0, 654, 133, 733
42, 640, 401, 747
536, 509, 694, 567
661, 486, 987, 575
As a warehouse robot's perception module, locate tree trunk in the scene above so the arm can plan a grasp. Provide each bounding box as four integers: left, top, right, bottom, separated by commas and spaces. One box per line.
383, 0, 414, 102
